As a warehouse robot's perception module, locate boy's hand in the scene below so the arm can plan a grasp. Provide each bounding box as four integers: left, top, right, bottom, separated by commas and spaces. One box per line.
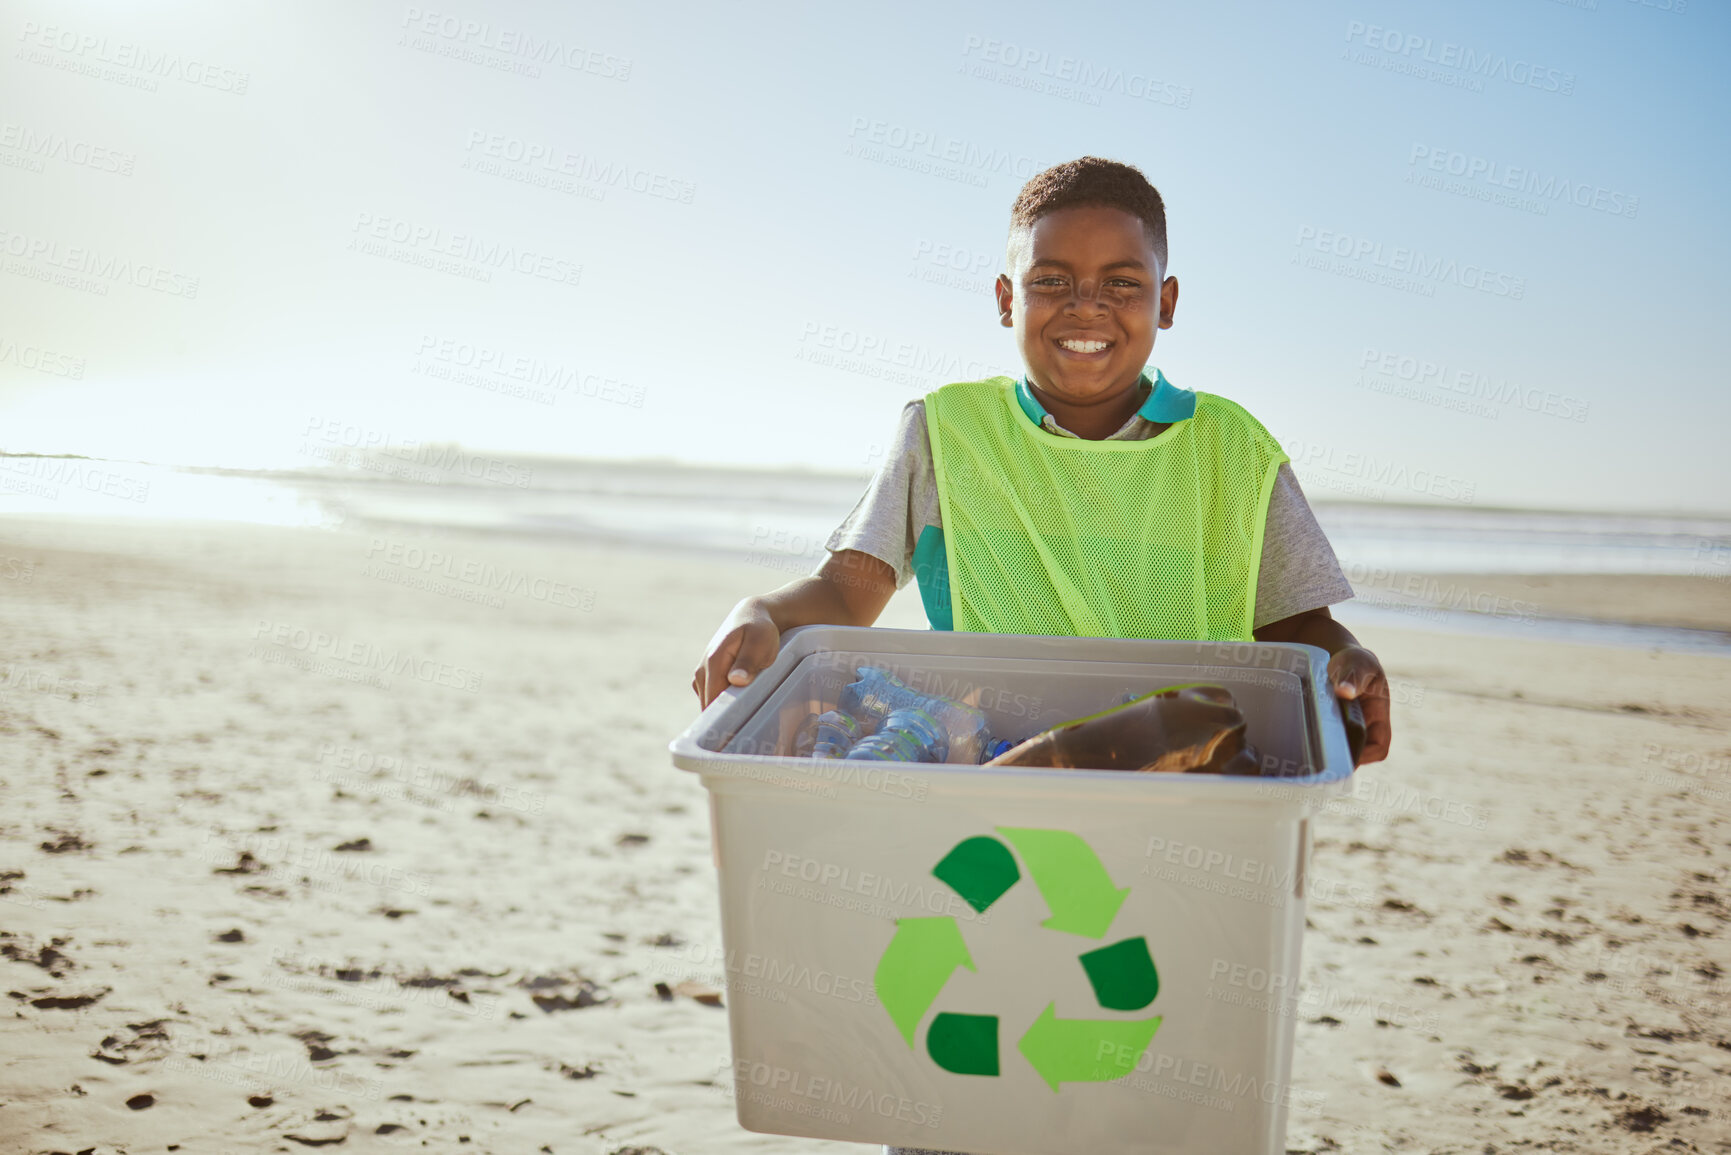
693, 598, 781, 709
690, 550, 897, 710
1328, 644, 1391, 765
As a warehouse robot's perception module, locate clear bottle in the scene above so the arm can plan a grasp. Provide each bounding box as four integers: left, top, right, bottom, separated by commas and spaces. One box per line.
808, 710, 863, 759
838, 667, 987, 762
846, 706, 947, 763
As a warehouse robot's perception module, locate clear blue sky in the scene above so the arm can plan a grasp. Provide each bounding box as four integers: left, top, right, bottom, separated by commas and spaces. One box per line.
3, 0, 1727, 512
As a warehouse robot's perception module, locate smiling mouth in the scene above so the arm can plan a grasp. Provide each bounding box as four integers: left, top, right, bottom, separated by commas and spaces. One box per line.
1056, 337, 1112, 355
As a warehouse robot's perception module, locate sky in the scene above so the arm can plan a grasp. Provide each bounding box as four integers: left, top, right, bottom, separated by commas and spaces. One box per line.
2, 0, 1728, 513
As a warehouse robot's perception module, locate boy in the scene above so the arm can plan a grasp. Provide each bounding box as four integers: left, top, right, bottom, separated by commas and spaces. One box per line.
694, 156, 1391, 769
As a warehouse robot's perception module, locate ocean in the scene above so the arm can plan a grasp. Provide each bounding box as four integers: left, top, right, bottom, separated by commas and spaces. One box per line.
3, 450, 1727, 653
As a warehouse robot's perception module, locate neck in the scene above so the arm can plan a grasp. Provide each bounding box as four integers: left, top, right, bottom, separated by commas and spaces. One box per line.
1031, 378, 1148, 441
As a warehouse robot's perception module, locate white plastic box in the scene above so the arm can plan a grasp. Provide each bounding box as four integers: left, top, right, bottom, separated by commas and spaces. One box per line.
669, 626, 1355, 1155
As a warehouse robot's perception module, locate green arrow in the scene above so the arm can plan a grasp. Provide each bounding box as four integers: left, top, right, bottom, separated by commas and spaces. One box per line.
874, 917, 975, 1047
1080, 936, 1160, 1011
1017, 1002, 1162, 1092
996, 827, 1129, 938
932, 835, 1020, 914
927, 1012, 999, 1076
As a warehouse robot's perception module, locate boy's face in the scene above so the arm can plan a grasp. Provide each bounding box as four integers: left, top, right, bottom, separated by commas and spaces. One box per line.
996, 205, 1177, 407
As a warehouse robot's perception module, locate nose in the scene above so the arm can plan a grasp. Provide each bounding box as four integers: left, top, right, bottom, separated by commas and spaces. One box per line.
1065, 280, 1109, 316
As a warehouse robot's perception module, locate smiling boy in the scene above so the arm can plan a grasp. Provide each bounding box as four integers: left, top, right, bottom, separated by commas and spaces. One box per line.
695, 156, 1391, 766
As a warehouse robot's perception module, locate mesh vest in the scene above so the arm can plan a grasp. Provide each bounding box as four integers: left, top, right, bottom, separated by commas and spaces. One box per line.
923, 377, 1287, 641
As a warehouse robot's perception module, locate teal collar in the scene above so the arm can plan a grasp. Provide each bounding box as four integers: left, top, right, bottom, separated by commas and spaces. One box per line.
1014, 368, 1197, 429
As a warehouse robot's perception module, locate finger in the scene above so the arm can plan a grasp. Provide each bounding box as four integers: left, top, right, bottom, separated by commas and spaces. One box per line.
700, 630, 744, 709
1358, 685, 1392, 764
1331, 657, 1380, 700
730, 625, 780, 687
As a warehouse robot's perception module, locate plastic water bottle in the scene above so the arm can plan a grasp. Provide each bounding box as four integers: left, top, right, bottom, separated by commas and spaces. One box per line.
838, 667, 987, 762
844, 730, 921, 762
808, 710, 863, 759
981, 737, 1021, 763
836, 667, 928, 722
885, 707, 948, 761
846, 707, 947, 763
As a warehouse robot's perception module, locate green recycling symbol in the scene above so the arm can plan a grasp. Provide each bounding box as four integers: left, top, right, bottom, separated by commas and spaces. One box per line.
873, 827, 1162, 1091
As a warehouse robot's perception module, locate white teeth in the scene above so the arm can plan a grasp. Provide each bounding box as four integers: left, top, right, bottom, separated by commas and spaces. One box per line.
1059, 339, 1109, 353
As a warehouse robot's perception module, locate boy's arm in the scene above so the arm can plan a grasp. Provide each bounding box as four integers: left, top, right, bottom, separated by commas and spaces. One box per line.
692, 549, 897, 708
1252, 607, 1392, 765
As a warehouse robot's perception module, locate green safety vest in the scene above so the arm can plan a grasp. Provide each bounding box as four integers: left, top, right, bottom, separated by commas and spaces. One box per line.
923, 376, 1287, 640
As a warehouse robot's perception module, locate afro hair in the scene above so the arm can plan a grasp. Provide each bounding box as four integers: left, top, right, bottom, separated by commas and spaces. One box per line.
1006, 156, 1168, 272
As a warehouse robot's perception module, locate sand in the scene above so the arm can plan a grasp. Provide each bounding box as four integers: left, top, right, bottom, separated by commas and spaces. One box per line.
1, 514, 1728, 1155
1361, 572, 1731, 634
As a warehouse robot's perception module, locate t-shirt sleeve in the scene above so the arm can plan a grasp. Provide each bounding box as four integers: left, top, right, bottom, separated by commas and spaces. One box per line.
1252, 462, 1354, 630
824, 400, 940, 591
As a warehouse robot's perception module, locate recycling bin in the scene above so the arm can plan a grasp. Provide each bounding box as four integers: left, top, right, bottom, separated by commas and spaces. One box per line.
668, 626, 1356, 1155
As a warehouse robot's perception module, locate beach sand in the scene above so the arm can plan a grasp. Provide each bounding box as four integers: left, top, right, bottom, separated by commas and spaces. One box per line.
1, 514, 1728, 1154
1355, 572, 1731, 634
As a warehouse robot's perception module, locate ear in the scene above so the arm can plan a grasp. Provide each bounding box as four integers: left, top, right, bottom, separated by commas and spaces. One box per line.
1158, 275, 1179, 331
995, 274, 1014, 328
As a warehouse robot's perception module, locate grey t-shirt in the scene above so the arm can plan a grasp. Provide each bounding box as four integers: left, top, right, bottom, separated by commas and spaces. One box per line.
825, 393, 1352, 631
